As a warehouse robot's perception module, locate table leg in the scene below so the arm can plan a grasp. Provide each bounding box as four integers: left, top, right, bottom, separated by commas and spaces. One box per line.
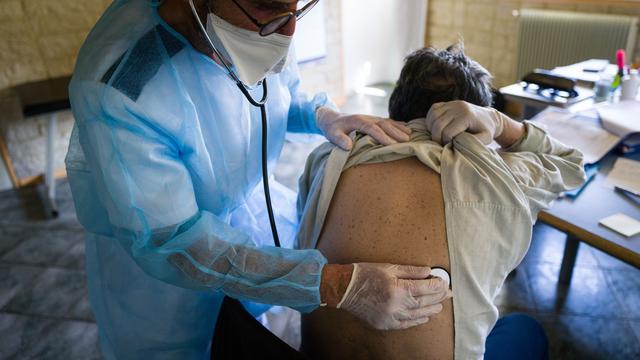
44, 113, 58, 218
559, 235, 580, 285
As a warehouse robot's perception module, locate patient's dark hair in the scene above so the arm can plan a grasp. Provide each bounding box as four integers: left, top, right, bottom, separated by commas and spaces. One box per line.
388, 44, 493, 122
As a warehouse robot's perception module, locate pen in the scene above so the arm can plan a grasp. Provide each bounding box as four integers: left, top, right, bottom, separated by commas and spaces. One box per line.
615, 185, 640, 197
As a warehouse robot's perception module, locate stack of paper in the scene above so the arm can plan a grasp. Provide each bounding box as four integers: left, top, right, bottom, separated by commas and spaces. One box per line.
533, 108, 620, 164
552, 59, 618, 85
605, 158, 640, 194
598, 100, 640, 138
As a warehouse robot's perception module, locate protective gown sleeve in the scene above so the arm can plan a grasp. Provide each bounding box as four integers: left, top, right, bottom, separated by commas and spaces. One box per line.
77, 89, 327, 312
284, 58, 337, 135
498, 121, 587, 219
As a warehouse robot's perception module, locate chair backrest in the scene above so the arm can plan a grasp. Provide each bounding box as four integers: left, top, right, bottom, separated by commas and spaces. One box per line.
516, 9, 638, 80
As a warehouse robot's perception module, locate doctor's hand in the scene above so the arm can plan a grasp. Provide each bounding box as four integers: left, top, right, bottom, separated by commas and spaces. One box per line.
316, 106, 411, 151
425, 100, 510, 145
320, 263, 451, 330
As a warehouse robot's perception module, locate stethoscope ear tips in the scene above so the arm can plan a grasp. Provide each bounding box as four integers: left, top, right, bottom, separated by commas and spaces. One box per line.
430, 267, 451, 288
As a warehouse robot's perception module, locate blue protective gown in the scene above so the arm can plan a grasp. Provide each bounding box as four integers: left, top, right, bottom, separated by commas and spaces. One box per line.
64, 1, 331, 358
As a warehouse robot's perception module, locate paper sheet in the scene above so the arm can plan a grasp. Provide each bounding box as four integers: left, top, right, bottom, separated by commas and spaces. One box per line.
552, 60, 617, 85
598, 100, 640, 138
599, 213, 640, 237
534, 109, 620, 164
605, 158, 640, 194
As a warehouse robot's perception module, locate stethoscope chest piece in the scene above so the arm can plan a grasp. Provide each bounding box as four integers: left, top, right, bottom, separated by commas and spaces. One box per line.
430, 267, 451, 288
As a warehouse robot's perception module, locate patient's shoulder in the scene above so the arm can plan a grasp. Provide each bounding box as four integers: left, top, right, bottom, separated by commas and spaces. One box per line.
340, 156, 441, 201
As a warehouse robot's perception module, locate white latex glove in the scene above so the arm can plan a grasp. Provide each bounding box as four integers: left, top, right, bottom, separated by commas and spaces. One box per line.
316, 106, 411, 151
336, 263, 451, 330
425, 100, 507, 145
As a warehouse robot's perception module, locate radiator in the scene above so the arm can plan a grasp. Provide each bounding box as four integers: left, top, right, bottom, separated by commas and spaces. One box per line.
516, 9, 639, 80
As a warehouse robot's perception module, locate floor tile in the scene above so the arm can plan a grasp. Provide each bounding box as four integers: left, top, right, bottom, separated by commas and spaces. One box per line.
493, 268, 536, 311
526, 262, 624, 318
591, 246, 637, 271
0, 227, 26, 258
629, 320, 640, 344
1, 223, 85, 269
0, 264, 41, 310
0, 186, 47, 224
57, 239, 86, 270
522, 223, 597, 267
603, 268, 640, 320
492, 310, 640, 359
537, 314, 640, 360
2, 265, 93, 321
0, 179, 76, 226
0, 312, 102, 360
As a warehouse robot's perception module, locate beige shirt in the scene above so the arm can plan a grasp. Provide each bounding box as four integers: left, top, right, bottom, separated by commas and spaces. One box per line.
296, 120, 585, 359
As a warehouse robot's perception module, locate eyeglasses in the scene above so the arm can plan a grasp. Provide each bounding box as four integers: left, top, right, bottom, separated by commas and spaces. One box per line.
231, 0, 319, 36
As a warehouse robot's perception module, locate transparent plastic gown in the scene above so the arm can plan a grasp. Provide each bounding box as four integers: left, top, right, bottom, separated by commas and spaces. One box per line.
64, 1, 332, 358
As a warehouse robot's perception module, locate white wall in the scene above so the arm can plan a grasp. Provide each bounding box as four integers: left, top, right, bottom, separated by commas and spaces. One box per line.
341, 0, 428, 95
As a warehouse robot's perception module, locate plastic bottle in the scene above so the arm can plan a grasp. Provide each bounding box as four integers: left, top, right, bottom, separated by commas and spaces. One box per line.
621, 69, 640, 101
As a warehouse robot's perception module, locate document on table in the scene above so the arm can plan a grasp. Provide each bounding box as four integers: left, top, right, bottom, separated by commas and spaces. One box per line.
604, 158, 640, 194
552, 60, 618, 85
598, 100, 640, 138
533, 108, 620, 164
599, 213, 640, 237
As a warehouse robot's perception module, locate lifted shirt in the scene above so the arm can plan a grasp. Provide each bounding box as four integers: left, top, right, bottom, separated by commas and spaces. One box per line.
296, 119, 585, 359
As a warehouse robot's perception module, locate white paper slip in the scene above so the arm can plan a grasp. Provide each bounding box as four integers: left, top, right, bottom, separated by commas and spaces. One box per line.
599, 213, 640, 237
605, 158, 640, 193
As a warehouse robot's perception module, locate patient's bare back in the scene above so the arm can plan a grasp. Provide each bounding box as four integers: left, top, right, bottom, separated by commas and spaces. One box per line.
301, 157, 453, 360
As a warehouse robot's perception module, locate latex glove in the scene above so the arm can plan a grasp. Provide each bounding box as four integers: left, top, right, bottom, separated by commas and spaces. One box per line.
316, 106, 411, 151
336, 263, 451, 330
425, 100, 507, 145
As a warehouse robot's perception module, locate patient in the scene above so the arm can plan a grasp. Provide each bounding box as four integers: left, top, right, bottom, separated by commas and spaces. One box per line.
295, 44, 586, 359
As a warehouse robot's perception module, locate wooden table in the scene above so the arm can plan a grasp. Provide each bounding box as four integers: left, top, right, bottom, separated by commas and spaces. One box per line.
538, 151, 640, 284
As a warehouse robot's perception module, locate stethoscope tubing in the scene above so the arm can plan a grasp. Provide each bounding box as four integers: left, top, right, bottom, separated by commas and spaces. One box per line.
188, 0, 281, 247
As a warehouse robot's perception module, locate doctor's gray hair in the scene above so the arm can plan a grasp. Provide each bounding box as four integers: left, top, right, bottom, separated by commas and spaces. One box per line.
388, 43, 493, 122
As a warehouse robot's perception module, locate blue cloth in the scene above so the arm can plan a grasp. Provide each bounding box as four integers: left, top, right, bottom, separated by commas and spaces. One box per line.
485, 314, 549, 360
64, 1, 333, 358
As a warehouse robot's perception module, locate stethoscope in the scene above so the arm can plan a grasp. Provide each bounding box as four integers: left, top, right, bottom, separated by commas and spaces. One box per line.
188, 0, 281, 247
187, 1, 453, 290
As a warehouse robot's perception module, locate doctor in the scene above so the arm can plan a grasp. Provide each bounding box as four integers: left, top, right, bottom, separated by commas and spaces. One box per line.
66, 0, 452, 358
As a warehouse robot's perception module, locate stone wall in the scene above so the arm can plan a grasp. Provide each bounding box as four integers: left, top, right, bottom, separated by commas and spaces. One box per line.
0, 0, 111, 89
0, 0, 344, 189
426, 0, 640, 87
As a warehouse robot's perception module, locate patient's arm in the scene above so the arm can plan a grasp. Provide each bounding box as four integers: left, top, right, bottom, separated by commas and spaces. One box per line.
301, 157, 453, 360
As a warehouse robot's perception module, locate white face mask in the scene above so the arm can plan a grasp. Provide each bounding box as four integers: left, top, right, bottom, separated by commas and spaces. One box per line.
206, 13, 292, 86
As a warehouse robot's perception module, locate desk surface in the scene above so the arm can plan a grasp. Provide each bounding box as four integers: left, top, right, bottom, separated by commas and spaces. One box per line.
539, 151, 640, 268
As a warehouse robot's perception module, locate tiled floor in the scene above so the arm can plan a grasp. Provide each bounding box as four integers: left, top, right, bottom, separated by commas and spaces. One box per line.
1, 88, 639, 359
0, 183, 102, 359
